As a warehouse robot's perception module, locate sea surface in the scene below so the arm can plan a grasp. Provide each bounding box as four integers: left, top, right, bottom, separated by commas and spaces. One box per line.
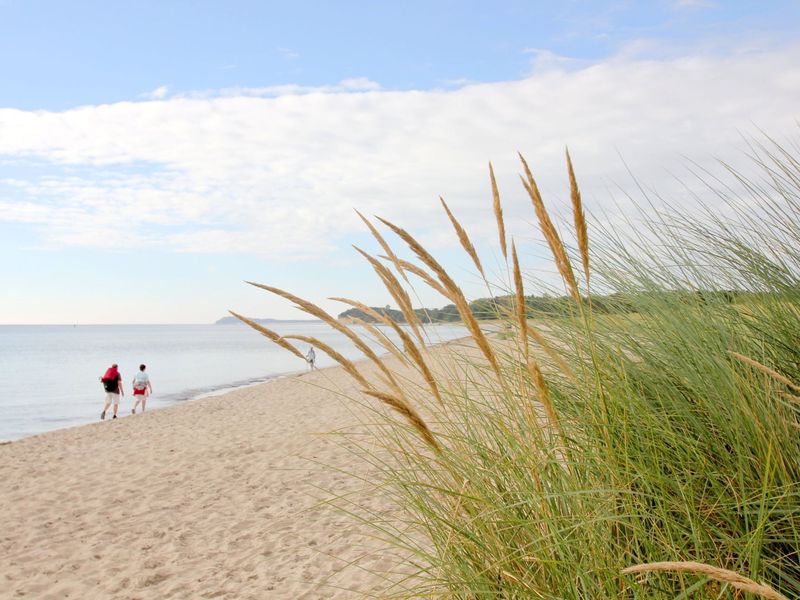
0, 322, 468, 441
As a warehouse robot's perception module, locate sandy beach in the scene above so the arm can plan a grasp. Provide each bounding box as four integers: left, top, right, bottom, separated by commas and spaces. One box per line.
0, 349, 430, 599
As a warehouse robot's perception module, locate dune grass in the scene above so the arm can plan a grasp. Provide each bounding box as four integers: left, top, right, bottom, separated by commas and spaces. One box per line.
236, 140, 799, 598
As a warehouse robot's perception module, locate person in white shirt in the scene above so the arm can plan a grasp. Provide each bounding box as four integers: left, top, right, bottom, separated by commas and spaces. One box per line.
306, 347, 316, 370
131, 364, 153, 413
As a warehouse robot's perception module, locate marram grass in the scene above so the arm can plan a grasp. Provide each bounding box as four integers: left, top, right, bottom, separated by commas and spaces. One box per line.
235, 140, 800, 599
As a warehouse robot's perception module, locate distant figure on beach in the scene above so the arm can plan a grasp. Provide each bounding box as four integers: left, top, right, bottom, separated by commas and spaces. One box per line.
131, 364, 153, 414
99, 364, 123, 420
306, 346, 316, 370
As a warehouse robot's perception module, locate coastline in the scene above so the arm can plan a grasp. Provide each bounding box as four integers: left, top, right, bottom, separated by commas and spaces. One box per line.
0, 335, 473, 599
0, 360, 391, 598
0, 322, 470, 443
0, 372, 302, 445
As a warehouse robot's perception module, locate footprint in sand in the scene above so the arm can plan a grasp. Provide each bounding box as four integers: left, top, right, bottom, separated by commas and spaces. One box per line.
141, 570, 171, 586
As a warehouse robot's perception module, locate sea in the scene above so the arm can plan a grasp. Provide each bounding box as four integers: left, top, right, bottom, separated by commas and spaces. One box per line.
0, 321, 468, 441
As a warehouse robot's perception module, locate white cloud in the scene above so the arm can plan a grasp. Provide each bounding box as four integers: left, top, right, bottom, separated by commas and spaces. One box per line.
182, 77, 383, 99
522, 48, 587, 72
141, 85, 169, 100
337, 77, 382, 91
0, 46, 798, 266
441, 77, 479, 87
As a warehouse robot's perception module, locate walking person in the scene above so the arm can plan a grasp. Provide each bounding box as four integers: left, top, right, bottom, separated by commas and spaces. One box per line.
100, 363, 124, 420
131, 364, 153, 414
306, 346, 316, 370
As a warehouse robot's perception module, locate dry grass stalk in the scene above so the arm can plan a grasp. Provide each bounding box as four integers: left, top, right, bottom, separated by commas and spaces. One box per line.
566, 148, 590, 288
376, 217, 459, 294
331, 297, 395, 327
361, 388, 440, 452
524, 328, 578, 384
443, 477, 471, 553
247, 282, 402, 392
499, 570, 523, 585
374, 371, 398, 392
729, 351, 800, 392
333, 297, 443, 407
450, 290, 502, 380
380, 255, 452, 300
353, 245, 425, 347
622, 561, 790, 600
511, 240, 529, 364
346, 316, 409, 366
518, 153, 581, 304
355, 209, 409, 284
777, 390, 800, 404
283, 334, 371, 390
439, 196, 485, 279
384, 316, 444, 408
331, 297, 423, 357
228, 311, 307, 361
527, 360, 561, 435
489, 161, 507, 259
376, 217, 502, 379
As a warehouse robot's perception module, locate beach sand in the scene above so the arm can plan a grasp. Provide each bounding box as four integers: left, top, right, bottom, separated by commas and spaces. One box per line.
0, 348, 434, 599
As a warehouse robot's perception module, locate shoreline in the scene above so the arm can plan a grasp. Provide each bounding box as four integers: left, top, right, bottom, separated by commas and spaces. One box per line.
1, 323, 471, 444
0, 335, 474, 598
0, 371, 302, 445
0, 354, 399, 598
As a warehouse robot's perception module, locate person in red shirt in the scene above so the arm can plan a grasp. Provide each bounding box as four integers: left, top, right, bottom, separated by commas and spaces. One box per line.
100, 364, 124, 420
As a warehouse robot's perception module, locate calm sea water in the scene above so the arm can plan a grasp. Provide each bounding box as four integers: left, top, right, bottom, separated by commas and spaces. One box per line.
0, 322, 467, 441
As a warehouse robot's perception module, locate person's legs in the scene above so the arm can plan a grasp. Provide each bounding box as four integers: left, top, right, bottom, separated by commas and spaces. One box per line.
132, 395, 140, 413
101, 397, 110, 419
112, 393, 120, 418
141, 395, 147, 412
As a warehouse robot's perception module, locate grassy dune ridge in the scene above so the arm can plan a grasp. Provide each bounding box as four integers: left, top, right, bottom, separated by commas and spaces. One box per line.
238, 139, 799, 599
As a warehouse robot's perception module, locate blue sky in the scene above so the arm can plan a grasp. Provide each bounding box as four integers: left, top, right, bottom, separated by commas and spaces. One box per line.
3, 1, 798, 110
1, 1, 799, 323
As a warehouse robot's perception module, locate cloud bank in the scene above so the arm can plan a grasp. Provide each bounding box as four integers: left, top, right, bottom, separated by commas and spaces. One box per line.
1, 46, 798, 261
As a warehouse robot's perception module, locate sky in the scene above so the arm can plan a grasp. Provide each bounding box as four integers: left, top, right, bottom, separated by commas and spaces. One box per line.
1, 1, 799, 324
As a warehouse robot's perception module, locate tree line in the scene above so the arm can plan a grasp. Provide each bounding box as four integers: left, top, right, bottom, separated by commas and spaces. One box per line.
337, 290, 742, 323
